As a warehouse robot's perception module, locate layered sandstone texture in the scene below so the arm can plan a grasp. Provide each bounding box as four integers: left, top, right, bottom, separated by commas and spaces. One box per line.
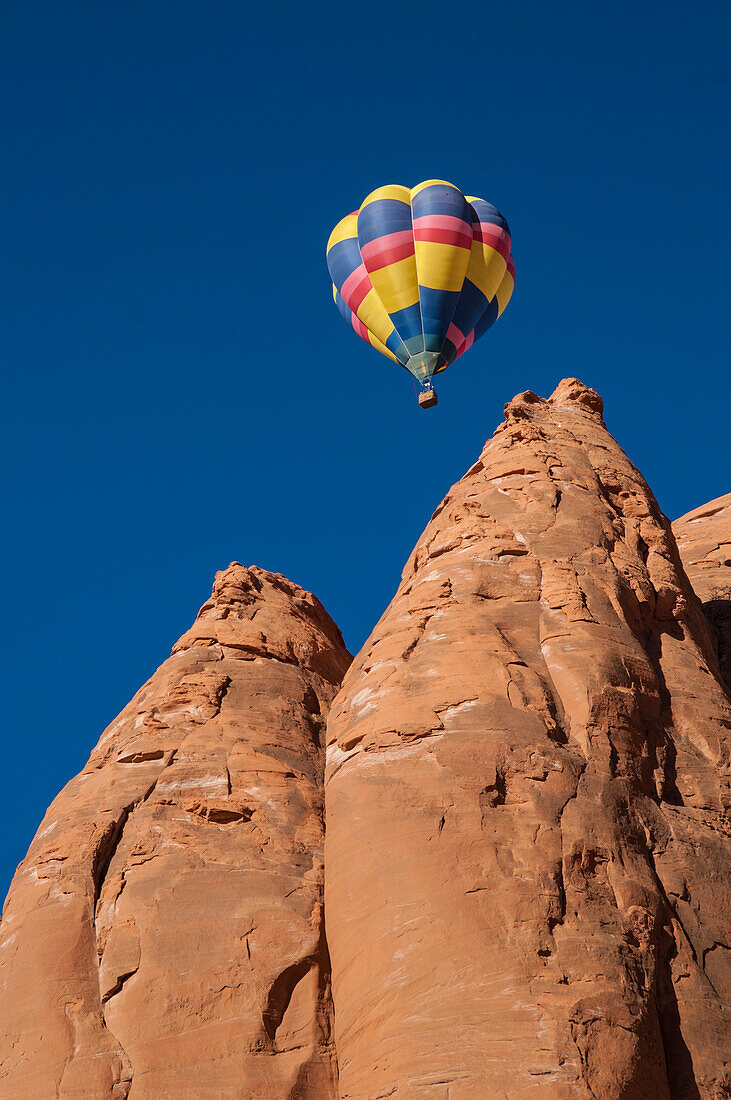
674, 493, 731, 692
326, 380, 730, 1099
0, 565, 350, 1099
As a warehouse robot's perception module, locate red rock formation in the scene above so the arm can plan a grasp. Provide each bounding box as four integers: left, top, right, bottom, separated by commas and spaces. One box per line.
0, 564, 350, 1099
326, 380, 730, 1099
3, 385, 729, 1100
674, 493, 731, 691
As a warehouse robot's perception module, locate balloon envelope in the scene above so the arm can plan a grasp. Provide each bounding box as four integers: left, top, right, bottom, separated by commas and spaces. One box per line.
326, 181, 514, 385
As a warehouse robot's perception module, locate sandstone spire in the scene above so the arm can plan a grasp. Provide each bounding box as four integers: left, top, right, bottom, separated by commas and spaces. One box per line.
325, 380, 730, 1099
0, 564, 350, 1098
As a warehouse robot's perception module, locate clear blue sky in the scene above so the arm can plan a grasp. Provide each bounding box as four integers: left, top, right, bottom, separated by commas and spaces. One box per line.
2, 1, 729, 898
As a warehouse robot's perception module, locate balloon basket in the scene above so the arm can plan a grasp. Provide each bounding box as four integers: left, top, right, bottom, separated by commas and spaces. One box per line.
418, 388, 438, 409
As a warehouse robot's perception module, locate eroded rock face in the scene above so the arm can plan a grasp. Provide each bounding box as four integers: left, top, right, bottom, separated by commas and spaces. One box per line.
0, 564, 351, 1099
674, 493, 731, 692
325, 380, 730, 1099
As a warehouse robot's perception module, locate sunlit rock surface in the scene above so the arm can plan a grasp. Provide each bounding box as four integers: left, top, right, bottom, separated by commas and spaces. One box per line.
674, 492, 731, 693
2, 381, 729, 1099
0, 564, 350, 1099
325, 380, 730, 1099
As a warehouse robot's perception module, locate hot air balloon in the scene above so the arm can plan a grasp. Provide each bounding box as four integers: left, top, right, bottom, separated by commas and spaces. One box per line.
326, 180, 515, 408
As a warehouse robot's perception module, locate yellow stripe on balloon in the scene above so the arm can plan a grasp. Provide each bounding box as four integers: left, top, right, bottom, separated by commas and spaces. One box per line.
331, 282, 399, 363
368, 254, 421, 314
495, 265, 515, 316
360, 183, 411, 207
466, 242, 508, 302
357, 287, 400, 348
413, 240, 470, 292
326, 213, 358, 252
357, 185, 420, 323
411, 178, 458, 198
327, 216, 403, 352
367, 330, 398, 361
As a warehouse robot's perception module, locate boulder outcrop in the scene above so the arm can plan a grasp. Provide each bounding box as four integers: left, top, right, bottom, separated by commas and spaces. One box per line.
325, 380, 730, 1099
674, 493, 731, 692
0, 565, 350, 1099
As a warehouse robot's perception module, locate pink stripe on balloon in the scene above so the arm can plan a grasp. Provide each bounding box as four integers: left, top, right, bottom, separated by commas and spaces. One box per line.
412, 214, 473, 235
351, 314, 369, 340
476, 224, 511, 262
360, 229, 415, 265
340, 263, 372, 311
456, 330, 475, 359
414, 227, 473, 248
413, 214, 473, 249
447, 321, 466, 348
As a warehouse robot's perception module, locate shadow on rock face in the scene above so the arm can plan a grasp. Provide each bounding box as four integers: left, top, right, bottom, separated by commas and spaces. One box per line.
702, 597, 731, 691
657, 941, 703, 1100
